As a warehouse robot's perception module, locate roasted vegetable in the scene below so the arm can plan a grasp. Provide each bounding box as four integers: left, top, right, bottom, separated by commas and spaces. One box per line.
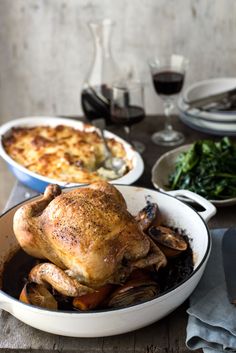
135, 202, 162, 231
73, 284, 114, 311
19, 282, 58, 310
107, 270, 159, 308
148, 226, 188, 258
168, 137, 236, 200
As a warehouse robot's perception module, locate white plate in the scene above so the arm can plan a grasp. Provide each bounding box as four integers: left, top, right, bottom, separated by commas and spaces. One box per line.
178, 78, 236, 121
179, 111, 236, 136
152, 144, 236, 207
0, 116, 144, 192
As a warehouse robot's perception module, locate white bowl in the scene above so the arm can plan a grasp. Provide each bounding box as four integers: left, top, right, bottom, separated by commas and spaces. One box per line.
0, 116, 144, 192
0, 185, 216, 337
178, 77, 236, 122
152, 144, 236, 206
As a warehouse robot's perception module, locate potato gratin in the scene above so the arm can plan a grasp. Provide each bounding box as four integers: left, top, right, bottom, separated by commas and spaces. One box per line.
3, 125, 132, 183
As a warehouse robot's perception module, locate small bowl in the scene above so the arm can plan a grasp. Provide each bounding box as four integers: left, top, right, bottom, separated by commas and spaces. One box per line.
183, 77, 236, 108
151, 144, 236, 207
178, 77, 236, 122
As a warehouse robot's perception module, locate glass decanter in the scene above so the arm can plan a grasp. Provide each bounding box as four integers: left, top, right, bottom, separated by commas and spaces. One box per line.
81, 19, 120, 126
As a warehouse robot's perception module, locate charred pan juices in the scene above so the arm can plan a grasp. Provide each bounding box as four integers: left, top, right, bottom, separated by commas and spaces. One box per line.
3, 181, 194, 311
3, 125, 131, 183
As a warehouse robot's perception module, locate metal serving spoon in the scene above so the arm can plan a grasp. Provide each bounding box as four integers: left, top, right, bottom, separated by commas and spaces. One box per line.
93, 118, 126, 174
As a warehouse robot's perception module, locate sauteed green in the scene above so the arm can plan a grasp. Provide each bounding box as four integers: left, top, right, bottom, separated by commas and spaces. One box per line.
168, 137, 236, 200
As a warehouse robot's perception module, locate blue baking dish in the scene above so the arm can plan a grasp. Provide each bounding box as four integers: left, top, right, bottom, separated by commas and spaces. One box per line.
0, 116, 144, 193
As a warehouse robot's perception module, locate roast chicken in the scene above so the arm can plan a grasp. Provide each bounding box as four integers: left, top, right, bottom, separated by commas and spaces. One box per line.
13, 181, 166, 297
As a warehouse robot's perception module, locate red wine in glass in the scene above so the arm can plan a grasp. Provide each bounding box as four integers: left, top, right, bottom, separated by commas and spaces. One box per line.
111, 105, 145, 126
149, 55, 188, 146
110, 81, 146, 153
111, 105, 145, 153
152, 71, 184, 96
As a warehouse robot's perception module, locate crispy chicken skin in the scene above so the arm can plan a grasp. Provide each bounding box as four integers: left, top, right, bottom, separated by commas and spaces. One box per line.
13, 181, 166, 292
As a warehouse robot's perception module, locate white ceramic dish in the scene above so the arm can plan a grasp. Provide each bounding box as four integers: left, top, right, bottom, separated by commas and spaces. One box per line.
0, 185, 216, 337
152, 144, 236, 207
180, 77, 236, 121
0, 117, 144, 192
178, 111, 236, 136
178, 96, 236, 122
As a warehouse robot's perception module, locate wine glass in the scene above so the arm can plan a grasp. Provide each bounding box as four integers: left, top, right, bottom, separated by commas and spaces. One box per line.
110, 80, 146, 153
149, 54, 188, 146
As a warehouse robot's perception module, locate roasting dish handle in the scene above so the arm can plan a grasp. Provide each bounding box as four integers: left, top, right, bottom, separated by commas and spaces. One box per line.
167, 189, 217, 222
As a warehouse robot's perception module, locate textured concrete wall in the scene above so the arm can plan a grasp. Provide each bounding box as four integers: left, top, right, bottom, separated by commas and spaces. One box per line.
0, 0, 236, 123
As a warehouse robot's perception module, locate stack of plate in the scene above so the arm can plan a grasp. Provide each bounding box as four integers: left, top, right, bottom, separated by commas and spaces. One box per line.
178, 78, 236, 135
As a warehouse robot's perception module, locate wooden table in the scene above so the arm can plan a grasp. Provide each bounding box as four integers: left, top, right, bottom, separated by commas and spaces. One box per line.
1, 115, 236, 353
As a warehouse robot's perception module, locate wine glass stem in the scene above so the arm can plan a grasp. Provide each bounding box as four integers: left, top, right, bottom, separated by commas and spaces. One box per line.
163, 100, 174, 132
124, 125, 133, 145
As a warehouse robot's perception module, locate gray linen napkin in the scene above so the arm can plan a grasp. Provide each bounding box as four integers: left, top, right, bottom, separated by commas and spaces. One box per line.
186, 228, 236, 353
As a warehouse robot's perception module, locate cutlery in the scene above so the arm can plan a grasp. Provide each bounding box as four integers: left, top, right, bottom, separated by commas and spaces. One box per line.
222, 228, 236, 305
99, 126, 126, 172
92, 118, 126, 174
184, 87, 236, 110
